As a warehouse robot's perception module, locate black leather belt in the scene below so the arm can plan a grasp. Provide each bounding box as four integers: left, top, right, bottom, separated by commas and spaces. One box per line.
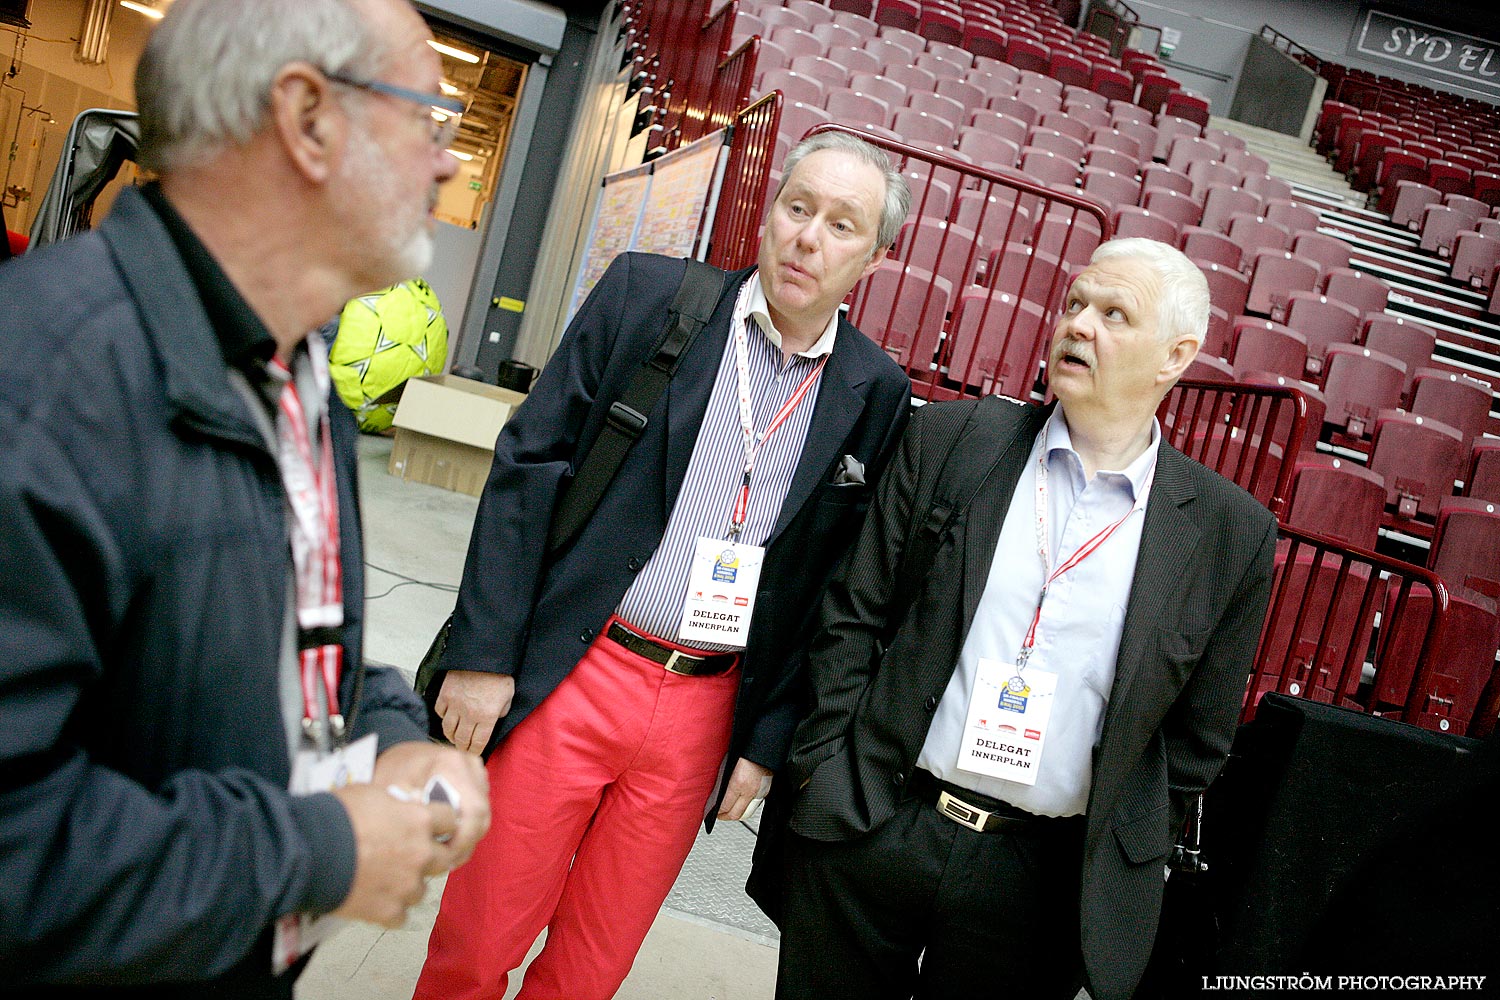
605, 621, 739, 676
908, 768, 1063, 834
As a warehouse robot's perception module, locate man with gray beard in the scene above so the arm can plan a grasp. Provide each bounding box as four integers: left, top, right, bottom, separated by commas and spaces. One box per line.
0, 0, 489, 994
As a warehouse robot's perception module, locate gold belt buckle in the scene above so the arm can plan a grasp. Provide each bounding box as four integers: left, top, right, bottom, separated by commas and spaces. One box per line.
937, 790, 991, 832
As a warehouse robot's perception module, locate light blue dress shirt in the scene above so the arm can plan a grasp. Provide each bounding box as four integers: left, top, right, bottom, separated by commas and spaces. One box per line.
915, 406, 1160, 817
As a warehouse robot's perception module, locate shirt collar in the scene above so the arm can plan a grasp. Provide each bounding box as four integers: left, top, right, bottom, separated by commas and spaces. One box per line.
1045, 405, 1161, 499
138, 182, 277, 378
745, 271, 839, 359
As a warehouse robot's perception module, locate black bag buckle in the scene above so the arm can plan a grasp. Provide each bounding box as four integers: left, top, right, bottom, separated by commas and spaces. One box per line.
607, 401, 649, 438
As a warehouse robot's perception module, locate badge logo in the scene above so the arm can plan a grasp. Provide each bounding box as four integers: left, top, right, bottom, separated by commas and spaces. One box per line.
712, 548, 739, 583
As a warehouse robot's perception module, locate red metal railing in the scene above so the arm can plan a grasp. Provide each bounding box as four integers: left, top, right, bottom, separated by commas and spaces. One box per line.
802, 124, 1112, 403
1158, 379, 1308, 520
696, 35, 760, 146
671, 0, 739, 149
1247, 525, 1454, 732
707, 91, 782, 271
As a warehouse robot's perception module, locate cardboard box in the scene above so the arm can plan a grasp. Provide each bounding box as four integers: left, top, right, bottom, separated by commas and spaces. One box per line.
387, 374, 527, 496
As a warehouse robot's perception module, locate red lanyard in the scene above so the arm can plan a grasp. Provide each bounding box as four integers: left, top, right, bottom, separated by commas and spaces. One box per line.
727, 289, 828, 537
1018, 436, 1153, 667
270, 352, 345, 742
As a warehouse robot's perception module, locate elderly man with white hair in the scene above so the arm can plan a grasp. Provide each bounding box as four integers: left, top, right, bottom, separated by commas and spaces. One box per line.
0, 0, 490, 994
759, 237, 1278, 1000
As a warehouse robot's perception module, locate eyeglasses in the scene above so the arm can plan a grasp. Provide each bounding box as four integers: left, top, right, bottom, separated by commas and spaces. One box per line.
325, 72, 466, 148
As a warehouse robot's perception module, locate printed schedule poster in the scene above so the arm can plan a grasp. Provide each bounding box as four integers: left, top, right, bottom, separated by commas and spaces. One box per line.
634, 130, 728, 258
570, 164, 651, 318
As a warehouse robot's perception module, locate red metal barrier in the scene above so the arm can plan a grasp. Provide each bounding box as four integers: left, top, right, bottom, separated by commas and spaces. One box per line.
699, 35, 760, 144
1158, 378, 1308, 519
1246, 524, 1453, 732
671, 1, 738, 149
707, 91, 782, 272
804, 124, 1112, 403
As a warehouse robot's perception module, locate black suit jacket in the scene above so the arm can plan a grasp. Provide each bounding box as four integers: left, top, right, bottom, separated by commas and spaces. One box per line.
772, 396, 1276, 1000
441, 252, 911, 815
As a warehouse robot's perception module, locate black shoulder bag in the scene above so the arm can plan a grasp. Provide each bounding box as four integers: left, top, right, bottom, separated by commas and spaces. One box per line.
412, 259, 727, 725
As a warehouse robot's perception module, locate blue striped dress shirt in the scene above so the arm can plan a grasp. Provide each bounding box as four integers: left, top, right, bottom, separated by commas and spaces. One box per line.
616, 272, 836, 650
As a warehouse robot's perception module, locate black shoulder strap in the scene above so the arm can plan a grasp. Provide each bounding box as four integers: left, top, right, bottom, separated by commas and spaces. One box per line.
546, 258, 727, 554
891, 395, 1024, 624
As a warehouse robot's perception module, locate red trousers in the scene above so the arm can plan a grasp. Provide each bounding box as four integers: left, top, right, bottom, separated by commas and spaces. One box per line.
413, 616, 740, 1000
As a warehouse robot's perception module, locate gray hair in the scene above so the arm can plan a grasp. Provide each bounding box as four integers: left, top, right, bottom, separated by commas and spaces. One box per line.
1089, 237, 1210, 344
135, 0, 389, 174
775, 131, 910, 253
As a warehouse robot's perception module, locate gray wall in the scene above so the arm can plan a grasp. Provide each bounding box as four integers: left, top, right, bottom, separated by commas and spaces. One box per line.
1126, 0, 1499, 117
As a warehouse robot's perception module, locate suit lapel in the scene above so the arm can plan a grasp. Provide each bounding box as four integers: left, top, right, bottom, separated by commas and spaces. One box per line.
767, 319, 868, 544
1102, 444, 1199, 735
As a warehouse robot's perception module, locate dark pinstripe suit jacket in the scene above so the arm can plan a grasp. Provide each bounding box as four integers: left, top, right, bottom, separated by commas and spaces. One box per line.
779, 396, 1277, 1000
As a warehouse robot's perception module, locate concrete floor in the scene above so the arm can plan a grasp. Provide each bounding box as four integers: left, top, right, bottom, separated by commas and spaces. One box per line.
294, 435, 781, 999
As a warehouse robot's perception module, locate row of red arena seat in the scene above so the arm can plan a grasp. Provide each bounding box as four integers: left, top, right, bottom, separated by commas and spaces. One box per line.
741, 0, 1210, 118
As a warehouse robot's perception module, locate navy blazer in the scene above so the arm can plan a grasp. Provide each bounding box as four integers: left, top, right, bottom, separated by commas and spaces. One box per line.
772, 397, 1276, 1000
442, 252, 911, 810
0, 187, 428, 992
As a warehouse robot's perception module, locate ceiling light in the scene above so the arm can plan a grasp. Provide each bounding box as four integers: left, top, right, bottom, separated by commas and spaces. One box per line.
447, 149, 474, 161
120, 1, 165, 18
439, 81, 461, 97
428, 40, 480, 64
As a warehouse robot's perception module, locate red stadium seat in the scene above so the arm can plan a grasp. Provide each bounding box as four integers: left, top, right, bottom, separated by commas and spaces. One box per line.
1431, 497, 1500, 598
1290, 231, 1353, 274
1419, 204, 1469, 258
1199, 186, 1262, 235
1451, 232, 1500, 290
1231, 319, 1308, 381
1140, 187, 1203, 229
1196, 260, 1250, 319
1466, 439, 1500, 503
872, 0, 920, 31
1369, 411, 1465, 521
1284, 292, 1361, 376
1139, 162, 1193, 197
1320, 344, 1407, 439
1263, 199, 1320, 236
1286, 455, 1386, 549
1079, 166, 1142, 207
1246, 251, 1321, 322
1112, 205, 1179, 243
1390, 180, 1441, 231
1163, 91, 1210, 127
945, 288, 1050, 397
1321, 267, 1389, 320
1180, 225, 1242, 271
846, 261, 951, 368
1362, 316, 1436, 396
1027, 127, 1087, 162
952, 190, 1030, 256
896, 218, 983, 299
984, 241, 1066, 312
1375, 587, 1498, 735
1226, 213, 1292, 255
1409, 368, 1495, 450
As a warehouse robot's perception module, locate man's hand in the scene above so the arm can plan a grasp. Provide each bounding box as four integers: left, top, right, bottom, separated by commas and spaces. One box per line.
329, 783, 452, 928
373, 741, 491, 868
434, 670, 514, 755
717, 757, 773, 821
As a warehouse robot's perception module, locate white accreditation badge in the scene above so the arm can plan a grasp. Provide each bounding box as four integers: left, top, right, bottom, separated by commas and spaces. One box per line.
956, 658, 1057, 786
273, 733, 378, 973
678, 536, 765, 648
